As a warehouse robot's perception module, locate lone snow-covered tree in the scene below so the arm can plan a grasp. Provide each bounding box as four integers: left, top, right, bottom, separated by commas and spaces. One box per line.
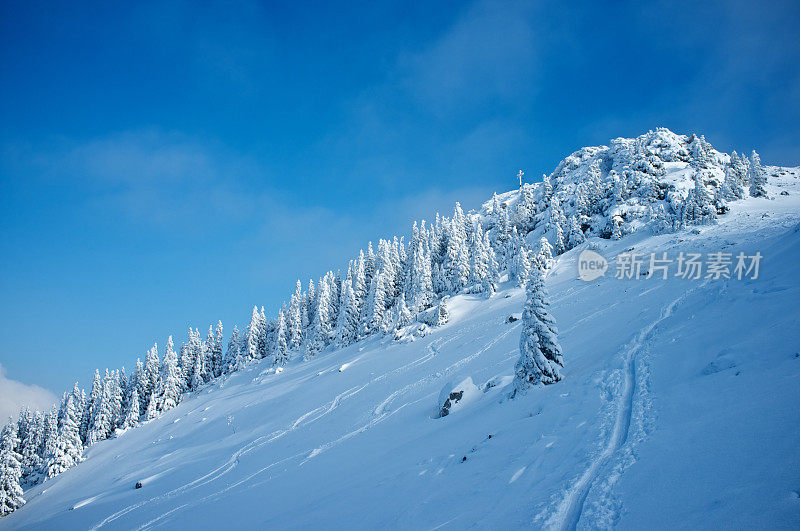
511, 268, 563, 396
749, 150, 767, 198
0, 421, 25, 516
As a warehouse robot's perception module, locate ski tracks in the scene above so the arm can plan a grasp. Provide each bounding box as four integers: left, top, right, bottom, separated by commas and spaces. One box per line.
546, 284, 703, 530
91, 325, 481, 530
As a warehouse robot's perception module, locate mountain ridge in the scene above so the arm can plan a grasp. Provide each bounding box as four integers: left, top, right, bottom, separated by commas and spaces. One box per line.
1, 129, 798, 528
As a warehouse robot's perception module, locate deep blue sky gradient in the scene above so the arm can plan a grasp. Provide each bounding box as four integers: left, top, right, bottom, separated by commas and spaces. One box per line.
1, 0, 798, 395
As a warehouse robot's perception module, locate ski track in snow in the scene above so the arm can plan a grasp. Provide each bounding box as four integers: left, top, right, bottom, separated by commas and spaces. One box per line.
91, 322, 492, 529
142, 322, 505, 527
549, 283, 705, 531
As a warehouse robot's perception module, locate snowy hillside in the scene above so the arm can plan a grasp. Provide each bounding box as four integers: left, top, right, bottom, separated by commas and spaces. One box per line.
2, 131, 799, 529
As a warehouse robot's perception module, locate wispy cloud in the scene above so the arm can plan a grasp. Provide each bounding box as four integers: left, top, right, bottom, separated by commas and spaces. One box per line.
0, 363, 57, 421
396, 0, 538, 114
3, 129, 276, 232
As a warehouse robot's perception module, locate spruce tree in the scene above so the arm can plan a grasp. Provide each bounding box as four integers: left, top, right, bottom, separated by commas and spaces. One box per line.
44, 395, 82, 479
201, 327, 216, 382
109, 370, 123, 430
86, 370, 103, 444
287, 281, 305, 351
509, 234, 532, 287
306, 279, 316, 328
211, 321, 224, 378
336, 277, 360, 347
308, 276, 334, 356
156, 336, 182, 414
512, 268, 563, 396
273, 309, 289, 365
190, 348, 204, 392
39, 409, 58, 478
0, 421, 25, 516
134, 358, 148, 418
749, 150, 767, 197
87, 370, 115, 444
437, 296, 450, 326
483, 231, 499, 296
245, 306, 261, 362
721, 156, 745, 200
143, 344, 160, 413
224, 326, 245, 374
365, 271, 388, 337
409, 240, 434, 311
468, 223, 489, 292
533, 237, 554, 273
394, 293, 413, 329
179, 334, 193, 388
17, 410, 43, 482
567, 215, 586, 249
122, 388, 140, 429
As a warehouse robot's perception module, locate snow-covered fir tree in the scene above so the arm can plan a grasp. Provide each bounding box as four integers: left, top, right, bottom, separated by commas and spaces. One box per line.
512, 267, 563, 396
143, 344, 160, 413
210, 321, 224, 378
122, 387, 140, 429
85, 370, 103, 445
273, 309, 289, 365
0, 421, 25, 516
508, 230, 532, 287
437, 296, 450, 326
336, 273, 360, 347
189, 345, 204, 392
245, 306, 263, 361
567, 215, 586, 249
39, 409, 59, 479
224, 326, 246, 374
720, 152, 746, 200
307, 275, 335, 356
43, 394, 82, 479
17, 410, 43, 482
153, 335, 182, 416
133, 358, 148, 419
287, 281, 305, 351
749, 150, 767, 198
409, 238, 434, 312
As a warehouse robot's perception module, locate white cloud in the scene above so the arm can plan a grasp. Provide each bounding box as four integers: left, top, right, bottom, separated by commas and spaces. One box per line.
0, 363, 57, 421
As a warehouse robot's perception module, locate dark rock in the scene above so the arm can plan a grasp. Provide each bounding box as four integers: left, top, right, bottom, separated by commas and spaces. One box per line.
439, 390, 464, 417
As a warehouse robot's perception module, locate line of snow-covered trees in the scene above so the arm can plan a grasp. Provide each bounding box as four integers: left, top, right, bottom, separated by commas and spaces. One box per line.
0, 128, 770, 517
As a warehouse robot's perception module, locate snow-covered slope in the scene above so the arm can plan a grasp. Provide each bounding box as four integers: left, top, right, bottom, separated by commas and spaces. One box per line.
4, 169, 799, 529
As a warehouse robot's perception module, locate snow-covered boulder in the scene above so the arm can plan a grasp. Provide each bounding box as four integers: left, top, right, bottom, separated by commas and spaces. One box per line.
435, 377, 481, 418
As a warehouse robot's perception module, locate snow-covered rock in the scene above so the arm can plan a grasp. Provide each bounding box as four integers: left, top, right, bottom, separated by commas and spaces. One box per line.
436, 377, 482, 418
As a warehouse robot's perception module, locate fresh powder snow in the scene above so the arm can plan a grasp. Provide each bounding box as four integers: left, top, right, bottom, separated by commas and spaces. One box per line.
1, 130, 799, 529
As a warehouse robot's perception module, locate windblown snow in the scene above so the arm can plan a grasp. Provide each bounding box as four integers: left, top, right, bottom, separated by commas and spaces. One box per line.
2, 131, 799, 529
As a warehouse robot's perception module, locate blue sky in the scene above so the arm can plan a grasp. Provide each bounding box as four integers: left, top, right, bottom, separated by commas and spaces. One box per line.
0, 0, 798, 407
